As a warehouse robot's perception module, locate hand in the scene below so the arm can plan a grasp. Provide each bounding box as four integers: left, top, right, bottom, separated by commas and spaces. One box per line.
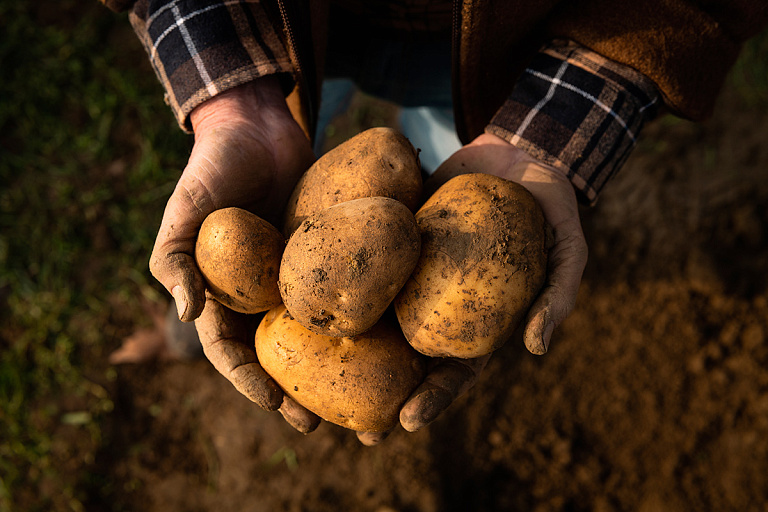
356, 133, 587, 445
425, 132, 588, 355
149, 77, 316, 411
262, 132, 588, 444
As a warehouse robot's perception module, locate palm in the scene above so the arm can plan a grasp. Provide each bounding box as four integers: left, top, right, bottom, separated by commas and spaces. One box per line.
427, 133, 587, 354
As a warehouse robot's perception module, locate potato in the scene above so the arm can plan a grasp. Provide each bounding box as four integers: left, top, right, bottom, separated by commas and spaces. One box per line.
282, 127, 422, 237
279, 196, 421, 337
194, 207, 284, 314
394, 173, 548, 358
255, 304, 426, 432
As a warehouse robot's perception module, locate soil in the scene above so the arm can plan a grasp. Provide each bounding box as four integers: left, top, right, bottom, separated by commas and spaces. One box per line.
97, 86, 768, 511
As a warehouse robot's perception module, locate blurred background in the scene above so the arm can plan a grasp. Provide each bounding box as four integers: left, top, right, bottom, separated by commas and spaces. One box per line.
2, 2, 768, 511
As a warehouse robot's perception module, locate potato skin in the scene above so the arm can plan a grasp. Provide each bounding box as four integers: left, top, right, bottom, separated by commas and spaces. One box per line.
255, 305, 426, 433
394, 173, 548, 358
195, 207, 284, 314
282, 127, 422, 237
279, 196, 421, 337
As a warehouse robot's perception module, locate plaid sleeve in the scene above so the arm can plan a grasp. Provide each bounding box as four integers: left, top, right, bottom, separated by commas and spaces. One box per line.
129, 0, 294, 132
486, 40, 660, 205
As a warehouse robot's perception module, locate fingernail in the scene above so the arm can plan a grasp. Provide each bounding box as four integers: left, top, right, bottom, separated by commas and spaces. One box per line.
400, 388, 452, 432
543, 321, 555, 352
357, 430, 390, 446
171, 285, 188, 321
265, 380, 285, 411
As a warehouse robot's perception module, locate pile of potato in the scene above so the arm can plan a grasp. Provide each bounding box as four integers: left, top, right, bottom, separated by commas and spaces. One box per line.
195, 127, 548, 433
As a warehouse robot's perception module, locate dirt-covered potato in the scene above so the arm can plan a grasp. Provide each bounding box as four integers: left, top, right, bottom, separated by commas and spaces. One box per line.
282, 127, 422, 237
280, 196, 421, 337
394, 173, 548, 359
194, 207, 284, 314
255, 304, 426, 433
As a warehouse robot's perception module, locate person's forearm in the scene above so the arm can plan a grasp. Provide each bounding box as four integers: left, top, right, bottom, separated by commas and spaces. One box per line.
128, 0, 293, 132
546, 0, 768, 121
486, 40, 660, 205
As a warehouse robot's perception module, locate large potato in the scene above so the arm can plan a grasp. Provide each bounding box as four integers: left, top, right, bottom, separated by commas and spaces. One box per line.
282, 127, 422, 237
394, 173, 548, 358
255, 305, 426, 433
194, 207, 283, 314
280, 196, 421, 337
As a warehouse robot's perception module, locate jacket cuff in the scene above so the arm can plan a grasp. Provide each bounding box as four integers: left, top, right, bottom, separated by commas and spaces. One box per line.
129, 0, 293, 132
486, 40, 660, 205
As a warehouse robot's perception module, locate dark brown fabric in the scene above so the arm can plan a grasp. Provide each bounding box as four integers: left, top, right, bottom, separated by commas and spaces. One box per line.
107, 0, 768, 139
330, 0, 453, 32
453, 0, 768, 140
452, 0, 563, 142
545, 0, 768, 121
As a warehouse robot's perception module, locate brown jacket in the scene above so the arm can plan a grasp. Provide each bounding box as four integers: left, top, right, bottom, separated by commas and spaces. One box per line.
267, 0, 768, 143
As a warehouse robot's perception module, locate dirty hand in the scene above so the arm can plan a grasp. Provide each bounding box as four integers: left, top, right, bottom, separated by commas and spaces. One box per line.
425, 132, 588, 355
333, 133, 589, 446
354, 354, 492, 446
279, 132, 588, 445
356, 133, 589, 444
149, 77, 315, 411
277, 353, 492, 446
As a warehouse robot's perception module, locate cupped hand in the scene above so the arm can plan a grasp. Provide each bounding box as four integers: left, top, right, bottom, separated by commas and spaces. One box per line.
353, 132, 588, 445
149, 76, 316, 411
425, 132, 588, 355
260, 132, 588, 444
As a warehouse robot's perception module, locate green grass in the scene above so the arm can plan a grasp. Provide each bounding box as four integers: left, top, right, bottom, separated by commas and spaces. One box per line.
0, 2, 189, 510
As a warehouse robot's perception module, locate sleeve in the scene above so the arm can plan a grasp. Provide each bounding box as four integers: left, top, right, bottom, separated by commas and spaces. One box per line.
127, 0, 294, 132
546, 0, 768, 121
486, 40, 661, 205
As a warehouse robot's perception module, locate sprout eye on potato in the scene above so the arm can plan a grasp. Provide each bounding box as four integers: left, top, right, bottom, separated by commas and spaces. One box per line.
194, 207, 284, 314
255, 304, 426, 433
282, 127, 422, 238
394, 173, 548, 359
279, 196, 421, 338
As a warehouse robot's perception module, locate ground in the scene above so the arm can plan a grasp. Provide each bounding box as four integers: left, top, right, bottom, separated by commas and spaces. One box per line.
3, 4, 768, 511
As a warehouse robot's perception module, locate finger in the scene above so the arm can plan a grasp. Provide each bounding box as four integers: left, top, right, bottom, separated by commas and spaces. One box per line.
278, 395, 321, 434
149, 173, 216, 322
195, 297, 283, 410
524, 216, 588, 354
507, 161, 588, 355
356, 430, 391, 446
400, 355, 491, 432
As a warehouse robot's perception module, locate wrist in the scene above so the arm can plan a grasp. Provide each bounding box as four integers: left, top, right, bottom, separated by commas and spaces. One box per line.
190, 76, 290, 135
469, 132, 568, 180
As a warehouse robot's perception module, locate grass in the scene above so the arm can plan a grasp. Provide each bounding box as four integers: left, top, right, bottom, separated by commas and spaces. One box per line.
0, 2, 189, 510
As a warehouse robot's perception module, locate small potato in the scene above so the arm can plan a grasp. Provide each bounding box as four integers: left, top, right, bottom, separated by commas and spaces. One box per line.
279, 197, 421, 337
255, 305, 426, 433
195, 207, 284, 314
282, 127, 422, 237
394, 173, 548, 358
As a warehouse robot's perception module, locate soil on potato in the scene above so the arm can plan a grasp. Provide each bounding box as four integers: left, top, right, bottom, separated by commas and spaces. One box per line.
99, 86, 768, 512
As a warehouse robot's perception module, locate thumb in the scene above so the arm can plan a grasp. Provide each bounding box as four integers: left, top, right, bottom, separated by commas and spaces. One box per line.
523, 219, 587, 354
149, 173, 214, 322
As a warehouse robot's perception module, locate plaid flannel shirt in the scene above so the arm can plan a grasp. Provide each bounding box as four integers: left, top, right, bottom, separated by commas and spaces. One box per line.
128, 0, 293, 132
128, 1, 659, 204
486, 40, 660, 205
